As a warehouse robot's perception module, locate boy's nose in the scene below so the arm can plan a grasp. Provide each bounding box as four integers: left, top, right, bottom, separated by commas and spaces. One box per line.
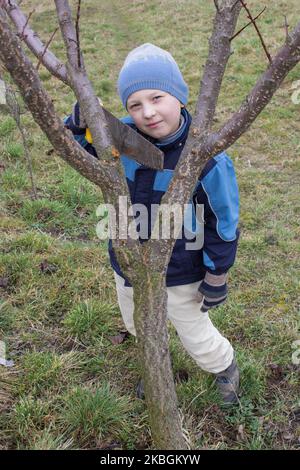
143, 104, 156, 119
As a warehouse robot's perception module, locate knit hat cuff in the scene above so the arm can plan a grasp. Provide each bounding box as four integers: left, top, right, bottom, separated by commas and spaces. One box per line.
123, 80, 188, 109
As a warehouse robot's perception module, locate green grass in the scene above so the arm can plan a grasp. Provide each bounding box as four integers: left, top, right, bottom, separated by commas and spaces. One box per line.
1, 0, 299, 450
59, 384, 133, 446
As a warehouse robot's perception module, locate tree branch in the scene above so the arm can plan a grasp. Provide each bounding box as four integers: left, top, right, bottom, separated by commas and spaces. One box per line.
75, 0, 81, 68
204, 19, 300, 155
54, 0, 120, 159
193, 0, 242, 133
3, 0, 164, 172
2, 78, 38, 199
36, 26, 59, 71
2, 0, 68, 83
230, 7, 266, 41
0, 7, 115, 192
239, 0, 272, 64
284, 15, 289, 42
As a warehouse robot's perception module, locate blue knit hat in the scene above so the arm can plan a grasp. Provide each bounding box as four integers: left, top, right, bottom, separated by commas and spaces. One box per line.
117, 43, 189, 110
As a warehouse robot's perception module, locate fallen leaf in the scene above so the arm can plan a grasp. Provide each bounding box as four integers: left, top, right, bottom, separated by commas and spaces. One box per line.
108, 330, 130, 345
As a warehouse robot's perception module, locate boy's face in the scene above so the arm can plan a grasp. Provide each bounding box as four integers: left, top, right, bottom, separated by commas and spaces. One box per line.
126, 89, 182, 139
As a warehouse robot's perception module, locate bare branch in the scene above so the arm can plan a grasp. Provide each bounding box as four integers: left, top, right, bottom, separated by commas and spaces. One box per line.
0, 7, 115, 191
230, 7, 266, 41
284, 15, 289, 41
2, 0, 163, 170
75, 0, 81, 68
54, 0, 112, 156
20, 7, 34, 37
2, 78, 38, 198
2, 0, 68, 83
204, 19, 300, 156
36, 27, 59, 71
54, 0, 83, 71
193, 0, 242, 133
239, 0, 272, 64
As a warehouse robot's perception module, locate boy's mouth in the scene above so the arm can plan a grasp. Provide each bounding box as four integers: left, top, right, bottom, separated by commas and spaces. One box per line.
147, 121, 163, 128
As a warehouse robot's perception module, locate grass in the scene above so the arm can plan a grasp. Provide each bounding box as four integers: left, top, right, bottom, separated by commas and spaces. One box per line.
1, 0, 300, 450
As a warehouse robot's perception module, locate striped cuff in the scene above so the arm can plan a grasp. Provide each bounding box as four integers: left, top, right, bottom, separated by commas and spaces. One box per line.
198, 272, 228, 311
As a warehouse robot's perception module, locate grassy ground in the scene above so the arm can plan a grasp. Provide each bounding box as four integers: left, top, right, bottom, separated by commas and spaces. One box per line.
0, 0, 299, 450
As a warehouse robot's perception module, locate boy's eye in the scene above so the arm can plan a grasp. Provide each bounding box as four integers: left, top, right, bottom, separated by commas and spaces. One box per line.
153, 96, 162, 100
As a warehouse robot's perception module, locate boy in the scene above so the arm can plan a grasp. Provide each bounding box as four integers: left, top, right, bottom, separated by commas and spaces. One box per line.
65, 43, 240, 405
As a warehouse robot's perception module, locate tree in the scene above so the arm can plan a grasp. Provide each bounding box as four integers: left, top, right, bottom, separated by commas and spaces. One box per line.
0, 0, 299, 449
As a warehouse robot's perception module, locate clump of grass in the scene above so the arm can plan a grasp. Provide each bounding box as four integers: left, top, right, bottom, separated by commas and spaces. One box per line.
20, 352, 63, 396
13, 396, 50, 443
1, 166, 29, 190
5, 143, 24, 159
8, 231, 53, 253
63, 300, 118, 342
1, 252, 34, 290
54, 169, 100, 209
60, 383, 132, 445
19, 351, 91, 397
30, 429, 74, 450
0, 301, 17, 334
0, 116, 16, 136
18, 198, 76, 232
177, 373, 220, 413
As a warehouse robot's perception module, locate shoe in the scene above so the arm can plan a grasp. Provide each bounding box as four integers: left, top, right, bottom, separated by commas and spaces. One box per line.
215, 356, 240, 405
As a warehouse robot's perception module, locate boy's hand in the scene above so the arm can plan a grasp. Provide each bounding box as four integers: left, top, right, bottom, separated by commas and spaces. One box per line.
195, 272, 228, 312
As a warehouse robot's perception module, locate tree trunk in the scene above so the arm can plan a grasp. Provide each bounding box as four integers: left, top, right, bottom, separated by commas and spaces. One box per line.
132, 266, 188, 450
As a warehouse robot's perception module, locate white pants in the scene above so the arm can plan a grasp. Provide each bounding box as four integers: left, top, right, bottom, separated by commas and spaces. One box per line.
114, 271, 234, 374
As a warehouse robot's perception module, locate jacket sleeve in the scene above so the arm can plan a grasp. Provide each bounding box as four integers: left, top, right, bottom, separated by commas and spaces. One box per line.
63, 102, 98, 158
196, 152, 240, 275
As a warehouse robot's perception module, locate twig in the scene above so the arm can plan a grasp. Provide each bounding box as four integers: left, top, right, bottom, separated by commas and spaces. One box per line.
3, 0, 68, 83
284, 15, 289, 41
19, 8, 34, 39
4, 81, 38, 199
36, 27, 58, 71
193, 0, 242, 132
230, 7, 266, 41
239, 0, 272, 64
75, 0, 81, 68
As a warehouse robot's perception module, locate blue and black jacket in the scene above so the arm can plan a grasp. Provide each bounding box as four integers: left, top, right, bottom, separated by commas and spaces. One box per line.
65, 105, 239, 287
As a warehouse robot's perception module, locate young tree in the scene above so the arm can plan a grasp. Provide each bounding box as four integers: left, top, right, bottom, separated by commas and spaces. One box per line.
0, 0, 299, 449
